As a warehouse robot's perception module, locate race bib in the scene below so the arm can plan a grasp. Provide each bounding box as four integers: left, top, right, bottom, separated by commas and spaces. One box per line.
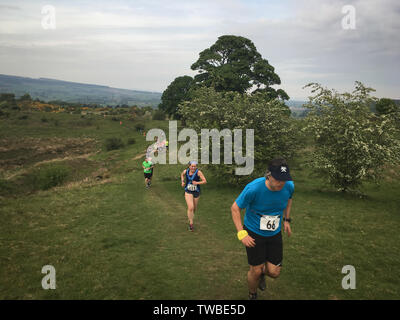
260, 214, 280, 231
187, 183, 198, 192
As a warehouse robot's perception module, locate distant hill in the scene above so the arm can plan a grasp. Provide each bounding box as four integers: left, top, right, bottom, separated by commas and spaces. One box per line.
286, 100, 307, 109
285, 100, 307, 117
285, 98, 400, 115
0, 74, 162, 107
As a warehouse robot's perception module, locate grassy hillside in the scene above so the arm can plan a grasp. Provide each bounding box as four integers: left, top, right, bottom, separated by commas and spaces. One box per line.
1, 108, 399, 300
0, 74, 162, 107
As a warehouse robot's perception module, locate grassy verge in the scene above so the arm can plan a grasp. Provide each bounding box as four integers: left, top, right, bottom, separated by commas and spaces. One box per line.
1, 113, 399, 299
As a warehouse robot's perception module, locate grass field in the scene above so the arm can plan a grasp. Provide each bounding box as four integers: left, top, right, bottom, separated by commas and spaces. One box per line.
1, 110, 399, 300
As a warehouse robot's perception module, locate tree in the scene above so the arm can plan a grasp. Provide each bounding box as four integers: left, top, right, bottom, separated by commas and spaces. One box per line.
19, 93, 32, 101
0, 93, 16, 102
178, 87, 298, 185
152, 109, 166, 120
191, 35, 289, 100
303, 82, 400, 193
0, 93, 18, 109
159, 76, 194, 119
375, 98, 398, 115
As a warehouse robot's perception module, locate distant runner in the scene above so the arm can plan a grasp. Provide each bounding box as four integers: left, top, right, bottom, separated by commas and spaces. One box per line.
180, 161, 207, 231
142, 157, 154, 189
231, 158, 294, 300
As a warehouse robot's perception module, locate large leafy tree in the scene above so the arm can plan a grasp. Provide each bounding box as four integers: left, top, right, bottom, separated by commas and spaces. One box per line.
191, 35, 289, 100
158, 75, 194, 119
303, 82, 400, 193
375, 98, 399, 115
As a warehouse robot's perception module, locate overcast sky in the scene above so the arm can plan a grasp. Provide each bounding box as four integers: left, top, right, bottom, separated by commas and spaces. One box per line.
0, 0, 399, 100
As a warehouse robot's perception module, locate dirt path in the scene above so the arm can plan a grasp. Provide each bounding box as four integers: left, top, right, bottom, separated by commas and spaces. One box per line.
132, 153, 146, 160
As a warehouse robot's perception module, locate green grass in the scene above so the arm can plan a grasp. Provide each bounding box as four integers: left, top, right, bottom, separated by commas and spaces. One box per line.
0, 111, 399, 300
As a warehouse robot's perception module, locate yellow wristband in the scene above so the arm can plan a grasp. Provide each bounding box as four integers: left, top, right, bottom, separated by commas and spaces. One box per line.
237, 230, 248, 241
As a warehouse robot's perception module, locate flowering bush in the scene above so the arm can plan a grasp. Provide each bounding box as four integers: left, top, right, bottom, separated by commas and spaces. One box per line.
178, 87, 299, 185
303, 82, 400, 192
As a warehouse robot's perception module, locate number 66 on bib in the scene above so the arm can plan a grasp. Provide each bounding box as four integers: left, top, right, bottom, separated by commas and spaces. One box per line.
260, 214, 280, 231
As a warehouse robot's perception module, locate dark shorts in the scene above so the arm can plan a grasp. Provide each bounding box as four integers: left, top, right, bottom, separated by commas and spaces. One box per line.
184, 190, 200, 198
144, 172, 153, 179
244, 226, 283, 267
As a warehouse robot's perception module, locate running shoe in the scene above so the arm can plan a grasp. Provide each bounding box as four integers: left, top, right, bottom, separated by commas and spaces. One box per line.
258, 273, 266, 291
188, 224, 194, 232
248, 292, 258, 300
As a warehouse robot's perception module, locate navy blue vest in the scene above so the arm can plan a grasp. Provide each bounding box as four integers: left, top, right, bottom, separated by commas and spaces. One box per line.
185, 169, 201, 192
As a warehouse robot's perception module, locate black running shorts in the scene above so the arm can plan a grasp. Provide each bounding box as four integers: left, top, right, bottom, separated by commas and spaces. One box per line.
243, 226, 283, 267
144, 172, 153, 179
184, 190, 200, 198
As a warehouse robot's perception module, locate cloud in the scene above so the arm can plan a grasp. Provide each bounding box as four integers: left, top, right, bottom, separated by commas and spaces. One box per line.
0, 0, 399, 98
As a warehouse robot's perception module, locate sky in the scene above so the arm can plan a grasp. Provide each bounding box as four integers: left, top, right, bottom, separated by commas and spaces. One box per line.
0, 0, 399, 100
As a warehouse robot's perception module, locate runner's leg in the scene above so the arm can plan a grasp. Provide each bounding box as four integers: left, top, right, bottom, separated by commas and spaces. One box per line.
266, 262, 281, 278
184, 192, 195, 225
248, 264, 264, 294
193, 195, 200, 214
265, 232, 283, 278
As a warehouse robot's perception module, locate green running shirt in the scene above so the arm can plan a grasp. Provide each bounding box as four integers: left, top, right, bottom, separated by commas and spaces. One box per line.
143, 161, 153, 173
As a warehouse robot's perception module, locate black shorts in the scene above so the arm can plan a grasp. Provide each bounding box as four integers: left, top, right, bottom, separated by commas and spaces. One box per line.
244, 226, 283, 267
184, 190, 200, 198
144, 172, 153, 179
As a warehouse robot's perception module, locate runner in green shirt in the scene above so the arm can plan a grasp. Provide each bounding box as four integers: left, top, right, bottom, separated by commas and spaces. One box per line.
142, 157, 154, 188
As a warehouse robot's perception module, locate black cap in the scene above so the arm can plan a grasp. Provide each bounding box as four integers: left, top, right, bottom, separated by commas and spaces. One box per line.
269, 163, 292, 181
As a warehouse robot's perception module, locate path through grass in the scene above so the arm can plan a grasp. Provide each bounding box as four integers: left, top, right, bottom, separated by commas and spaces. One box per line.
1, 116, 399, 300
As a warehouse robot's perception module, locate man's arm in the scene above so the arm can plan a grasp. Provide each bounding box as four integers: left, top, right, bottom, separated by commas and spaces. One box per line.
231, 201, 255, 247
284, 198, 292, 220
283, 198, 293, 237
231, 201, 244, 232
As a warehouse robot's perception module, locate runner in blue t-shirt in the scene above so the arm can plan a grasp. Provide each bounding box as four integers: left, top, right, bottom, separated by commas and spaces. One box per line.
231, 159, 294, 300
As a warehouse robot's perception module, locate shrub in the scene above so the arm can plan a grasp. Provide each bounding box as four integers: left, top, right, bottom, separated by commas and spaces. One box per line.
303, 82, 400, 192
135, 123, 145, 132
0, 110, 10, 118
105, 137, 124, 151
29, 164, 70, 191
153, 109, 166, 120
0, 178, 15, 196
178, 87, 299, 185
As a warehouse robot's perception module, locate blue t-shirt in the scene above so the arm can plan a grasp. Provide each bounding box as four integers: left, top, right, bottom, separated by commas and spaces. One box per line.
235, 177, 294, 237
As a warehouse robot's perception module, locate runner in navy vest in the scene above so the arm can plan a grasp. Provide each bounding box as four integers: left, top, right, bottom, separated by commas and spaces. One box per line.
180, 161, 207, 231
231, 158, 294, 300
